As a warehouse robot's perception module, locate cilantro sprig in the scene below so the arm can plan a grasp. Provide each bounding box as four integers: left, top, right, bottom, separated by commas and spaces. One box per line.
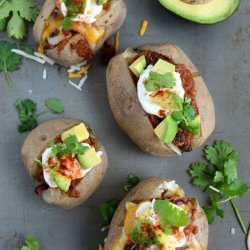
123, 174, 140, 192
189, 140, 249, 234
15, 98, 64, 133
0, 40, 22, 87
0, 0, 38, 39
100, 198, 119, 228
50, 135, 89, 157
15, 234, 39, 250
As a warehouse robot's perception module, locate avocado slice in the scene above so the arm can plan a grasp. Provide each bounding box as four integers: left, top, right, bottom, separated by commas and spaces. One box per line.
96, 0, 108, 5
155, 229, 175, 250
181, 115, 201, 135
154, 115, 178, 144
150, 91, 183, 111
77, 147, 102, 169
129, 55, 146, 77
151, 59, 175, 75
61, 123, 89, 142
159, 0, 240, 24
53, 173, 71, 192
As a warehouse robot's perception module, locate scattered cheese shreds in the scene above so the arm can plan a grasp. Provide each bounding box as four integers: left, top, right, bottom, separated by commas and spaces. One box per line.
28, 89, 32, 95
114, 31, 120, 53
68, 73, 88, 91
247, 230, 250, 250
11, 49, 46, 64
68, 73, 82, 78
67, 61, 87, 73
34, 52, 55, 65
68, 64, 91, 78
231, 227, 235, 235
99, 244, 103, 250
42, 69, 47, 80
140, 20, 148, 36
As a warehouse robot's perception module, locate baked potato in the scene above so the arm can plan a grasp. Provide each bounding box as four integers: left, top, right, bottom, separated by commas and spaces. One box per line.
106, 43, 215, 156
21, 118, 108, 209
33, 0, 126, 67
105, 177, 208, 250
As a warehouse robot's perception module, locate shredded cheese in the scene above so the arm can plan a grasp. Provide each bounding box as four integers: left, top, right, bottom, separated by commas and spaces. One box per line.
67, 61, 87, 73
114, 31, 120, 53
140, 20, 148, 36
68, 73, 88, 91
68, 64, 91, 78
34, 52, 55, 65
11, 49, 46, 64
42, 69, 47, 80
98, 244, 103, 250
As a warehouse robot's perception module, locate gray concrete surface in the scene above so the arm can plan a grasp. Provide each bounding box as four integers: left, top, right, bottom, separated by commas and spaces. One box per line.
0, 0, 249, 249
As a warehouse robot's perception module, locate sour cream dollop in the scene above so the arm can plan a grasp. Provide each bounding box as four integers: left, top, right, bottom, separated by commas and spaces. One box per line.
59, 0, 103, 24
137, 65, 185, 118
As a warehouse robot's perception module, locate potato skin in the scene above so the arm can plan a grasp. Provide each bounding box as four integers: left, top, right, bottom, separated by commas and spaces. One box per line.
106, 43, 215, 156
33, 0, 126, 67
104, 177, 208, 250
21, 118, 108, 209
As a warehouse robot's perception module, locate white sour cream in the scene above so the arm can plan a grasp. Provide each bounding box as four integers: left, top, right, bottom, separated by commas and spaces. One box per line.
137, 65, 185, 118
59, 0, 103, 24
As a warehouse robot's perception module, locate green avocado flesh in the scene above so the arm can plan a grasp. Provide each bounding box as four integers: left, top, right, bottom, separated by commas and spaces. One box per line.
181, 115, 201, 135
150, 91, 183, 111
53, 173, 71, 192
129, 55, 146, 77
154, 115, 178, 144
159, 0, 241, 24
77, 147, 102, 169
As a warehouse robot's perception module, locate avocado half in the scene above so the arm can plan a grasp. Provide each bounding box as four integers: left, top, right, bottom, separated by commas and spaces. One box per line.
159, 0, 241, 24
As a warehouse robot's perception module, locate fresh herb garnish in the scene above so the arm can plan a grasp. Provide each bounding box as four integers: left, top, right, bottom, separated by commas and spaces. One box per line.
131, 219, 157, 246
19, 44, 34, 55
145, 71, 176, 91
189, 140, 249, 234
15, 98, 64, 133
0, 0, 38, 39
61, 16, 73, 30
100, 198, 119, 227
0, 40, 22, 87
50, 135, 89, 156
124, 174, 140, 192
15, 234, 39, 250
171, 98, 195, 124
154, 200, 190, 234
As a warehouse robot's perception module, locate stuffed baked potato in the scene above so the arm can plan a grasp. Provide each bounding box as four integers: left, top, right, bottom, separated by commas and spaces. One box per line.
107, 43, 215, 156
21, 118, 108, 209
33, 0, 126, 67
105, 177, 208, 250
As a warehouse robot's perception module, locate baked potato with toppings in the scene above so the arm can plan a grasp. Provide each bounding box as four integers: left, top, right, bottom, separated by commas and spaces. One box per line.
105, 177, 208, 250
21, 118, 108, 209
106, 43, 215, 156
33, 0, 126, 67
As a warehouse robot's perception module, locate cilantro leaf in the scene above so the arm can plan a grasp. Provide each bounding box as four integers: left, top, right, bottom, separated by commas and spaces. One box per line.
0, 17, 7, 31
220, 180, 249, 198
20, 44, 34, 55
213, 171, 224, 183
15, 234, 39, 250
0, 40, 22, 87
205, 140, 240, 170
45, 98, 64, 114
189, 162, 215, 187
182, 99, 195, 122
203, 196, 224, 224
224, 159, 237, 184
61, 16, 73, 30
154, 200, 190, 229
124, 174, 140, 192
0, 0, 38, 39
131, 219, 157, 246
145, 71, 176, 91
100, 198, 119, 227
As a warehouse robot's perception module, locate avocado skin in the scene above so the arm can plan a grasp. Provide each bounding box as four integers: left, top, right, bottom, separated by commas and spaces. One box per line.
159, 0, 241, 24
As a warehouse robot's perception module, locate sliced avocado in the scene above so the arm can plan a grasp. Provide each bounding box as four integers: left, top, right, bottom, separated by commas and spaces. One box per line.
129, 55, 146, 77
181, 115, 201, 135
61, 123, 89, 142
159, 0, 240, 24
151, 59, 175, 75
155, 229, 175, 250
96, 0, 108, 5
53, 173, 71, 192
154, 115, 178, 144
150, 91, 183, 111
77, 147, 102, 169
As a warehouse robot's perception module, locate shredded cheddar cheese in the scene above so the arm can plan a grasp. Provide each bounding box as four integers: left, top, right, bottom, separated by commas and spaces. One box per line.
98, 244, 103, 250
68, 73, 82, 78
114, 31, 120, 53
139, 20, 148, 36
68, 63, 91, 78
